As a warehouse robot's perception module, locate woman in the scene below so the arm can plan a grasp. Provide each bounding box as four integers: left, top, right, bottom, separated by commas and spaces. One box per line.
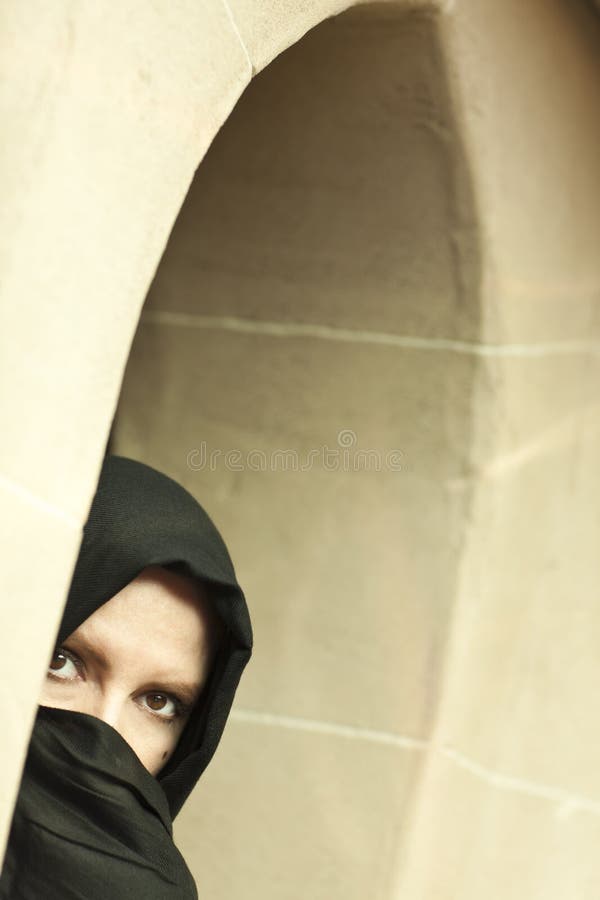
0, 455, 253, 899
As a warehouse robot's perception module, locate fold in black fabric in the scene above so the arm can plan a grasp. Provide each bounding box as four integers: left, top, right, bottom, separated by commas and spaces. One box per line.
1, 707, 197, 899
0, 455, 252, 898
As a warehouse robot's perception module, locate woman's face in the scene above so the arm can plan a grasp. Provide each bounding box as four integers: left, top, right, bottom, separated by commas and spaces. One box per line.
39, 565, 217, 776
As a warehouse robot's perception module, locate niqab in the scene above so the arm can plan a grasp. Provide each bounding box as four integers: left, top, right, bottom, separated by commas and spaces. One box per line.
0, 455, 252, 899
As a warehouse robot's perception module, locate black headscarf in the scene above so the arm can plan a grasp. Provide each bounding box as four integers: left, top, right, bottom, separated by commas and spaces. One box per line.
0, 455, 252, 899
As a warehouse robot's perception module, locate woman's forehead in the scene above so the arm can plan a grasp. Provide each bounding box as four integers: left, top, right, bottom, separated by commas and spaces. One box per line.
68, 567, 214, 681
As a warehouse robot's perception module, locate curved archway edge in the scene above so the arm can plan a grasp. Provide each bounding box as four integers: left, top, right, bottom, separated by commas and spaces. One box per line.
0, 0, 361, 858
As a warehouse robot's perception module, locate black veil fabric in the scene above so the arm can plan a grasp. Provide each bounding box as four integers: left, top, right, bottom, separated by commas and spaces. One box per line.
0, 707, 199, 899
0, 455, 252, 899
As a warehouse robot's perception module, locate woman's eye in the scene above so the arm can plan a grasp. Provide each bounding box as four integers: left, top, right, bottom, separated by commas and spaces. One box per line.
48, 649, 79, 680
141, 692, 178, 718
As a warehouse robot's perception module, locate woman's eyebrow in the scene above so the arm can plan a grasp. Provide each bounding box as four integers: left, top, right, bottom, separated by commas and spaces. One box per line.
63, 635, 108, 670
63, 636, 200, 707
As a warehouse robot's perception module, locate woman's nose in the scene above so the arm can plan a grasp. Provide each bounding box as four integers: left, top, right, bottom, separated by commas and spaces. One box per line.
90, 690, 127, 736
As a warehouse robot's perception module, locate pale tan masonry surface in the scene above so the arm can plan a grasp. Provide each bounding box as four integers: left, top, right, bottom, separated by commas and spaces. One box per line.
2, 0, 600, 897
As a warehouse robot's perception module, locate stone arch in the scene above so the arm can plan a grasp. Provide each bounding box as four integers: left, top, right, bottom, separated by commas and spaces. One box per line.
3, 1, 600, 896
110, 3, 482, 895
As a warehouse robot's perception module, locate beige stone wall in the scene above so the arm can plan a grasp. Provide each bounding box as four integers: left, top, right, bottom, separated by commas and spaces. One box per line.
112, 12, 478, 897
393, 1, 600, 895
0, 0, 255, 859
2, 0, 600, 896
111, 1, 600, 897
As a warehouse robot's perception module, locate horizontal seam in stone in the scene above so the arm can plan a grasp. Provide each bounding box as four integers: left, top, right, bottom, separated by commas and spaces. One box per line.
230, 708, 427, 750
231, 708, 600, 818
440, 746, 600, 818
141, 311, 600, 358
0, 472, 80, 529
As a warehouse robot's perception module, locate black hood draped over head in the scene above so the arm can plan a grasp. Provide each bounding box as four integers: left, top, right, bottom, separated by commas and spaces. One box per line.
0, 455, 253, 900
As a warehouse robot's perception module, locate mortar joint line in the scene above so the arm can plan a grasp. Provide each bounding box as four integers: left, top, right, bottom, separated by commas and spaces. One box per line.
0, 472, 80, 529
220, 0, 254, 77
141, 310, 600, 358
439, 745, 600, 817
232, 707, 600, 818
231, 708, 427, 750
